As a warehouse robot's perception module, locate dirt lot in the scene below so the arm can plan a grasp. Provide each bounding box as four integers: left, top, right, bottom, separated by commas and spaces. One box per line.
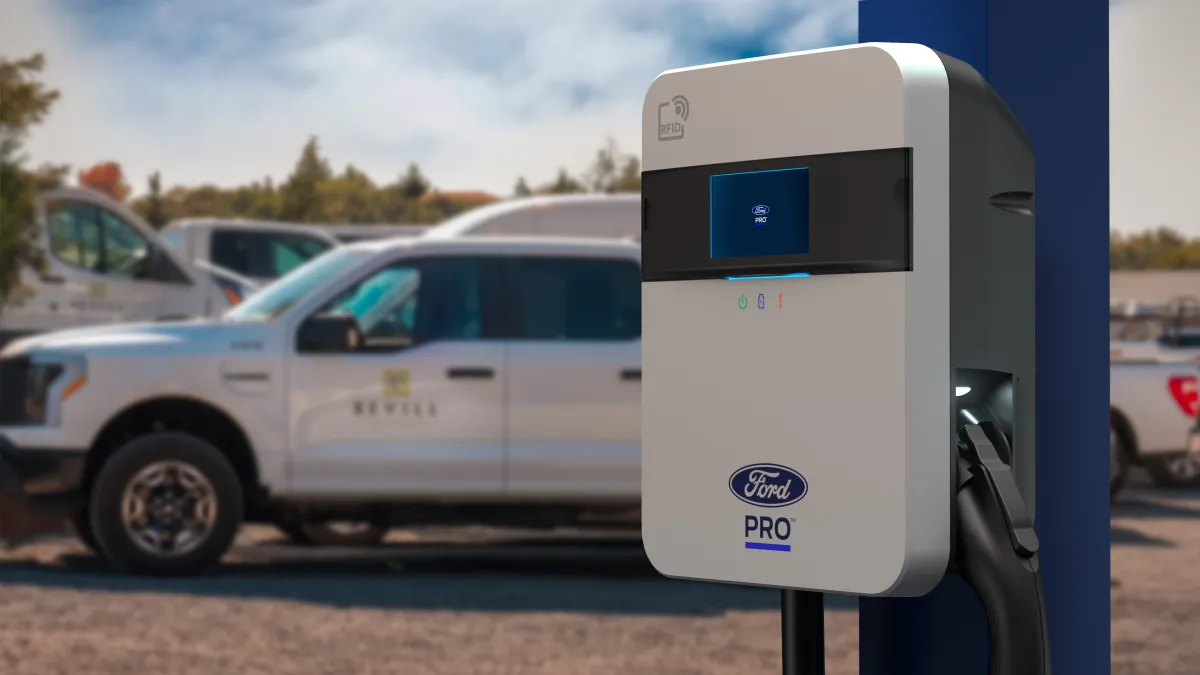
0, 480, 1195, 675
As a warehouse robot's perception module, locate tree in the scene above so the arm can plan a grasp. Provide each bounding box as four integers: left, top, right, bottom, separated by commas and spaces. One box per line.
1110, 226, 1200, 270
397, 162, 431, 201
0, 53, 61, 313
546, 168, 585, 194
279, 135, 333, 222
143, 171, 167, 229
320, 164, 381, 223
612, 155, 641, 192
77, 161, 131, 202
583, 137, 620, 193
513, 177, 532, 197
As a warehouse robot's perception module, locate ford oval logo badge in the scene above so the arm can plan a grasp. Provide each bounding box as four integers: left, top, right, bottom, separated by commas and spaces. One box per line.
752, 205, 770, 216
729, 463, 808, 507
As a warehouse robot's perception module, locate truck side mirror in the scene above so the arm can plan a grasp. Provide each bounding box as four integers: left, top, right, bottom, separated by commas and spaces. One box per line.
296, 313, 362, 354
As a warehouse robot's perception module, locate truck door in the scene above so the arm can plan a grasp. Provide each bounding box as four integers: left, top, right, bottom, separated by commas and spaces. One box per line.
286, 255, 508, 496
501, 254, 642, 497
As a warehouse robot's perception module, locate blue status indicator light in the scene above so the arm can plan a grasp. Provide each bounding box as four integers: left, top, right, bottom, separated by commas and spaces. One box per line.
724, 272, 811, 281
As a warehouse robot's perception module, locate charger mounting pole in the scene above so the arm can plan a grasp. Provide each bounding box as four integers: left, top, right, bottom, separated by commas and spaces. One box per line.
782, 589, 825, 675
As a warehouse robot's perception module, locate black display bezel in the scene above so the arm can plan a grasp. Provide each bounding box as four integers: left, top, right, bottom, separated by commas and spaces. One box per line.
640, 147, 913, 281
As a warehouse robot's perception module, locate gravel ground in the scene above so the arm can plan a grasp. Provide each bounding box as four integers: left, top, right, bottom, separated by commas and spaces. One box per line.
0, 479, 1195, 675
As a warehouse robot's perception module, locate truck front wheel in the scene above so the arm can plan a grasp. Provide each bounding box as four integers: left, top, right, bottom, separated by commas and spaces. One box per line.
88, 432, 244, 576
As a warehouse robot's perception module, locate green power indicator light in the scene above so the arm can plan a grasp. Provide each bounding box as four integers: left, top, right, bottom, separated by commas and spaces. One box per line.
737, 294, 748, 309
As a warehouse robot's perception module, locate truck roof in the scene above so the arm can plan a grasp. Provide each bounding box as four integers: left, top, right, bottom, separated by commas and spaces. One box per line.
344, 233, 642, 260
164, 218, 340, 242
420, 193, 641, 240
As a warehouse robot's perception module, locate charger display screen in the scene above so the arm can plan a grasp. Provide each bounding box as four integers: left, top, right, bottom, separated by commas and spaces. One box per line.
641, 147, 912, 281
710, 167, 810, 259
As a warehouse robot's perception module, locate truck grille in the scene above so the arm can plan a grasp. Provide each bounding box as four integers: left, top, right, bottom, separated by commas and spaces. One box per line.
0, 357, 30, 425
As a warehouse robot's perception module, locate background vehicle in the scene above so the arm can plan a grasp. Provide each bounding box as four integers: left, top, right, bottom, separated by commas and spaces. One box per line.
1, 188, 246, 349
1110, 358, 1200, 496
161, 218, 340, 285
421, 194, 640, 240
318, 223, 432, 243
0, 235, 642, 575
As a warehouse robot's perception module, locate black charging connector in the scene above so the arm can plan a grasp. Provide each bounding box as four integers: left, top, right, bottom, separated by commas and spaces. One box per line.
956, 422, 1052, 675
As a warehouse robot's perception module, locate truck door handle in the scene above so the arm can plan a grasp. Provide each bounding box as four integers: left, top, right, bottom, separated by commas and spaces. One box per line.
447, 367, 494, 380
620, 368, 641, 381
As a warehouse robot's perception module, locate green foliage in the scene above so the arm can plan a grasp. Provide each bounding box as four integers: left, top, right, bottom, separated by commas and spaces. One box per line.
0, 53, 61, 312
143, 171, 167, 229
1110, 227, 1200, 270
513, 177, 532, 197
279, 135, 334, 222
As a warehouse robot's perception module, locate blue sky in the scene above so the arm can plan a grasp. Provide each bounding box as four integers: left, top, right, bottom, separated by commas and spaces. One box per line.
3, 0, 1196, 235
2, 0, 858, 197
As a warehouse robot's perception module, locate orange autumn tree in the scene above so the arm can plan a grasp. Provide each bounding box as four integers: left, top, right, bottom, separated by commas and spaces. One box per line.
77, 161, 131, 202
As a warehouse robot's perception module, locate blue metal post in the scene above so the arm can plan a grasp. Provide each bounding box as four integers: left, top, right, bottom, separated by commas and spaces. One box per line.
857, 1, 1111, 674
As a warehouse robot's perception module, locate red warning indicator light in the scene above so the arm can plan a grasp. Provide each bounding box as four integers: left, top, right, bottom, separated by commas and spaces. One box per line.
778, 293, 783, 308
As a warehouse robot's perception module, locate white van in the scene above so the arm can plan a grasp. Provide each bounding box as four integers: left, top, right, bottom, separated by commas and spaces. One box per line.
161, 219, 340, 285
1, 188, 252, 348
421, 194, 641, 241
318, 223, 432, 243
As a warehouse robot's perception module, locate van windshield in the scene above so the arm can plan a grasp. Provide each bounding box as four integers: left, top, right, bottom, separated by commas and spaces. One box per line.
223, 247, 370, 322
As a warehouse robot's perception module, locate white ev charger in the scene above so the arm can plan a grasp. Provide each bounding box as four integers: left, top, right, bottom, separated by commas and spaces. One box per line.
639, 43, 1049, 675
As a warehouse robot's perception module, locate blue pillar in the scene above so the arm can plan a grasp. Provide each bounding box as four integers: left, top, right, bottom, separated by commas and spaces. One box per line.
857, 2, 1111, 675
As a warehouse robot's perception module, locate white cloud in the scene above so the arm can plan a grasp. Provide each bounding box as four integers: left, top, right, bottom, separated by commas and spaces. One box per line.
0, 0, 857, 198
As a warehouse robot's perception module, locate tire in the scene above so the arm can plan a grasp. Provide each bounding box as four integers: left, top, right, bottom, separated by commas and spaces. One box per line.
1110, 424, 1130, 501
69, 509, 102, 556
1145, 453, 1200, 489
275, 516, 388, 547
88, 432, 244, 576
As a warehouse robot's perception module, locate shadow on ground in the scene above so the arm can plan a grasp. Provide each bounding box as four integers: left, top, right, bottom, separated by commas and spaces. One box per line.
1110, 525, 1175, 547
1113, 492, 1200, 521
0, 535, 859, 616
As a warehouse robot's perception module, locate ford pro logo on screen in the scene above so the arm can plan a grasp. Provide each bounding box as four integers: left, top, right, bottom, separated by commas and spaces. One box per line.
752, 205, 770, 216
729, 463, 808, 507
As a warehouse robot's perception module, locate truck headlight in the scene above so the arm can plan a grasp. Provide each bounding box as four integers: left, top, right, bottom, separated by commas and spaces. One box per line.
24, 363, 66, 425
0, 356, 85, 426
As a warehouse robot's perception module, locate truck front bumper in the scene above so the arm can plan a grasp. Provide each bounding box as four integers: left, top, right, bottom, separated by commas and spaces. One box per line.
0, 435, 86, 547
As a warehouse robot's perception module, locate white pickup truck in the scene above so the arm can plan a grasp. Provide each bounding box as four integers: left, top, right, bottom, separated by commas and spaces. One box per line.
1110, 348, 1200, 497
0, 235, 642, 575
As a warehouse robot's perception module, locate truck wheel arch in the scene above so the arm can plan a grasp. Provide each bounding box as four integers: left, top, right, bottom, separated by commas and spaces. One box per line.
84, 396, 260, 501
1110, 407, 1139, 463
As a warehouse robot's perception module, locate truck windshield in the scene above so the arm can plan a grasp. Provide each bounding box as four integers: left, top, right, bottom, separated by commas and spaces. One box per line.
223, 247, 369, 322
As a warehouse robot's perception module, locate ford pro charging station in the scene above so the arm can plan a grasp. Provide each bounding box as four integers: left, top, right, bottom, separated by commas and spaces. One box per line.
640, 43, 1050, 675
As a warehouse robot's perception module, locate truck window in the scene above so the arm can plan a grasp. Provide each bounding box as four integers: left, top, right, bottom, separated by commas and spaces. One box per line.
96, 209, 151, 279
211, 229, 334, 279
511, 256, 641, 340
321, 257, 486, 349
270, 234, 332, 277
161, 228, 186, 253
45, 199, 104, 272
225, 247, 370, 322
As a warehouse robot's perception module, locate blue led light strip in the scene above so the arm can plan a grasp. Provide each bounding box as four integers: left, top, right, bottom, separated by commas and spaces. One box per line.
745, 542, 791, 552
723, 273, 811, 281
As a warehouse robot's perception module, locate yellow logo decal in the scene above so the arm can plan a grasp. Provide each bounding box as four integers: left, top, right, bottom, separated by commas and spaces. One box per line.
381, 369, 410, 397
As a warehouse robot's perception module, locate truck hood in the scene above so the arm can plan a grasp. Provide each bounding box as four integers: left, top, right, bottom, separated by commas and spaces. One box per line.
0, 320, 271, 358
